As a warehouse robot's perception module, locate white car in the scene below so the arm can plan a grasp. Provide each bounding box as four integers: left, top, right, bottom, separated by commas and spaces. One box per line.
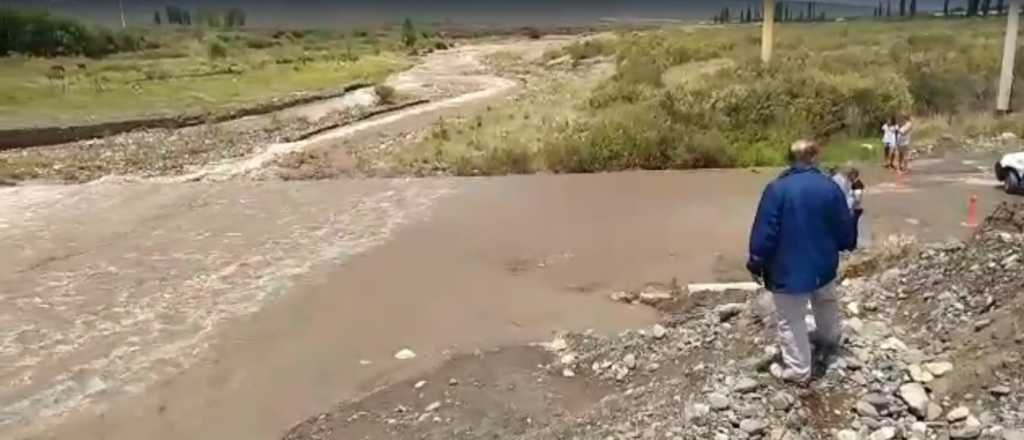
994, 152, 1024, 194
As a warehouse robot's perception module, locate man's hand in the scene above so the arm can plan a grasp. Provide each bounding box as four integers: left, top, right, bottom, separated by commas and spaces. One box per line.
746, 258, 766, 286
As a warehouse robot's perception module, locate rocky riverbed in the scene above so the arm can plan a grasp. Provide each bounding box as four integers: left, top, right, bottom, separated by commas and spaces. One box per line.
285, 203, 1024, 440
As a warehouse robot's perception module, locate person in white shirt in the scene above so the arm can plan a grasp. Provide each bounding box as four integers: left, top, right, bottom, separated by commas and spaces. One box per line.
897, 115, 913, 173
881, 117, 899, 169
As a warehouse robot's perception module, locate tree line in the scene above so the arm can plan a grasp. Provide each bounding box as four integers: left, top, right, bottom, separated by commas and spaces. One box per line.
154, 5, 246, 28
713, 2, 831, 24
0, 7, 146, 57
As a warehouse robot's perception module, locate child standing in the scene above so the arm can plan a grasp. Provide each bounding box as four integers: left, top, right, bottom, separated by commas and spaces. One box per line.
881, 117, 898, 169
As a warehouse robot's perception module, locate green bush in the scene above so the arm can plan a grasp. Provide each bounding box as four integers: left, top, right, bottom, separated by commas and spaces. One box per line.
207, 40, 228, 59
0, 8, 146, 58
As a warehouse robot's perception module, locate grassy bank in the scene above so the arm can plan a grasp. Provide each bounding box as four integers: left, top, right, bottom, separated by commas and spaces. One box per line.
394, 18, 1024, 176
0, 26, 435, 129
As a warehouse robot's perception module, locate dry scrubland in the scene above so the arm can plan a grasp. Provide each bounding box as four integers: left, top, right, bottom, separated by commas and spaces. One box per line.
394, 18, 1024, 176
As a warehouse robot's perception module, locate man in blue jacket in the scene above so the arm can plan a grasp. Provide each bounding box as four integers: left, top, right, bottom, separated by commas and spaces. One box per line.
747, 139, 858, 384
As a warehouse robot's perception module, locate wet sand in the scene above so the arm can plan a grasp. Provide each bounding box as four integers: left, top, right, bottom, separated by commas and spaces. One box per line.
3, 159, 1015, 440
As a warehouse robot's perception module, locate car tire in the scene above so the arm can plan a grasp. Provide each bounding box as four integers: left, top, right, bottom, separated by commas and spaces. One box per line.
1006, 170, 1021, 195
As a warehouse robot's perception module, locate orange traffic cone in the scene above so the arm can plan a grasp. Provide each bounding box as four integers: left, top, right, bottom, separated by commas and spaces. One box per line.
962, 195, 979, 228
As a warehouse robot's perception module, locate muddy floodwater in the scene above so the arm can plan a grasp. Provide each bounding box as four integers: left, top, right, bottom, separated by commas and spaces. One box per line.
0, 156, 1013, 440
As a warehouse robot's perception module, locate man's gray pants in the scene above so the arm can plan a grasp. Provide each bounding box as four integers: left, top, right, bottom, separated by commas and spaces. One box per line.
771, 282, 841, 381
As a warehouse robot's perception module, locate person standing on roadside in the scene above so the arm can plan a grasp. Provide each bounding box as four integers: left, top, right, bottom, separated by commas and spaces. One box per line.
897, 115, 913, 173
882, 117, 899, 169
747, 140, 858, 384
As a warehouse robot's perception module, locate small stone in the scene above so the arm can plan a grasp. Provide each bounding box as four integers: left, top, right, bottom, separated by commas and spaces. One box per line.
623, 354, 637, 370
547, 338, 568, 352
869, 426, 896, 440
734, 378, 760, 393
714, 303, 747, 322
847, 301, 861, 316
424, 401, 441, 412
448, 378, 458, 386
652, 324, 668, 339
923, 361, 954, 377
739, 419, 765, 434
974, 319, 993, 332
638, 290, 672, 304
863, 393, 890, 409
908, 364, 935, 383
394, 349, 417, 360
927, 402, 943, 421
951, 425, 982, 439
560, 353, 577, 365
770, 391, 795, 411
686, 403, 711, 421
911, 422, 928, 436
857, 400, 880, 418
708, 393, 731, 411
947, 406, 970, 422
990, 385, 1011, 396
847, 317, 865, 334
899, 383, 930, 418
770, 363, 784, 379
645, 362, 660, 372
414, 380, 427, 390
836, 429, 859, 440
562, 368, 576, 378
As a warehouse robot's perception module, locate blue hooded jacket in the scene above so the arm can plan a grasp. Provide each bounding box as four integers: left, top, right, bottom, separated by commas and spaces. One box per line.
748, 165, 857, 294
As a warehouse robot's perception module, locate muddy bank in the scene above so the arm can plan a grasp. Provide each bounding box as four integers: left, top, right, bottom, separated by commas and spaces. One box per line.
0, 83, 372, 150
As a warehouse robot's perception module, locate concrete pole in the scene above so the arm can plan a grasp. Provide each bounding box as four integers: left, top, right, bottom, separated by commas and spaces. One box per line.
118, 0, 127, 29
762, 0, 776, 63
998, 0, 1020, 113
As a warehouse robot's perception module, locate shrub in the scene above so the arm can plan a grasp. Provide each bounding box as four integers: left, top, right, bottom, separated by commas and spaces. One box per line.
0, 8, 147, 58
207, 40, 228, 59
374, 84, 396, 104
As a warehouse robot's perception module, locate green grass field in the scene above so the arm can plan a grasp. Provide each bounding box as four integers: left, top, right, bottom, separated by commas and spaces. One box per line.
0, 27, 422, 129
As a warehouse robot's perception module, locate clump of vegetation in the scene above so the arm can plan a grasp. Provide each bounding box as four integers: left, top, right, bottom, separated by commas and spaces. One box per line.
0, 8, 148, 57
394, 19, 1021, 176
374, 84, 396, 104
207, 40, 228, 59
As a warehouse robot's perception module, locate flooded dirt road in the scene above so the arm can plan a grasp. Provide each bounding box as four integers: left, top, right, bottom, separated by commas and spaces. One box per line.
2, 155, 1015, 440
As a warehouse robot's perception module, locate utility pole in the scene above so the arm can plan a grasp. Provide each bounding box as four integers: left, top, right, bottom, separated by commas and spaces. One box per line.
762, 0, 776, 63
998, 0, 1021, 112
118, 0, 127, 28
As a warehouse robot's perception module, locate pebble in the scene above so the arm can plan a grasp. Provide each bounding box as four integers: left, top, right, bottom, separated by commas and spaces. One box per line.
714, 303, 746, 322
990, 385, 1012, 396
857, 400, 880, 418
448, 378, 458, 386
708, 393, 731, 411
394, 349, 417, 360
424, 401, 441, 412
770, 391, 795, 411
947, 406, 970, 422
739, 418, 766, 434
734, 378, 760, 393
927, 402, 944, 421
562, 368, 576, 378
623, 354, 637, 370
414, 380, 427, 390
869, 427, 896, 440
923, 361, 954, 377
652, 324, 667, 339
908, 364, 935, 383
837, 429, 859, 440
974, 319, 993, 331
951, 425, 982, 439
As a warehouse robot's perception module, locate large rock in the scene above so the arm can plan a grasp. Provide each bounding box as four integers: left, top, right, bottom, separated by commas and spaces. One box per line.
899, 383, 930, 418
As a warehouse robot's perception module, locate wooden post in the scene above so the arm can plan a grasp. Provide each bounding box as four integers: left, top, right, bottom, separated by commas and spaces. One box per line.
762, 0, 776, 63
998, 0, 1020, 113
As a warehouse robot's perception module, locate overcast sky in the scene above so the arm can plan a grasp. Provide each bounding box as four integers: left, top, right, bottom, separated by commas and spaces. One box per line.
7, 0, 955, 27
